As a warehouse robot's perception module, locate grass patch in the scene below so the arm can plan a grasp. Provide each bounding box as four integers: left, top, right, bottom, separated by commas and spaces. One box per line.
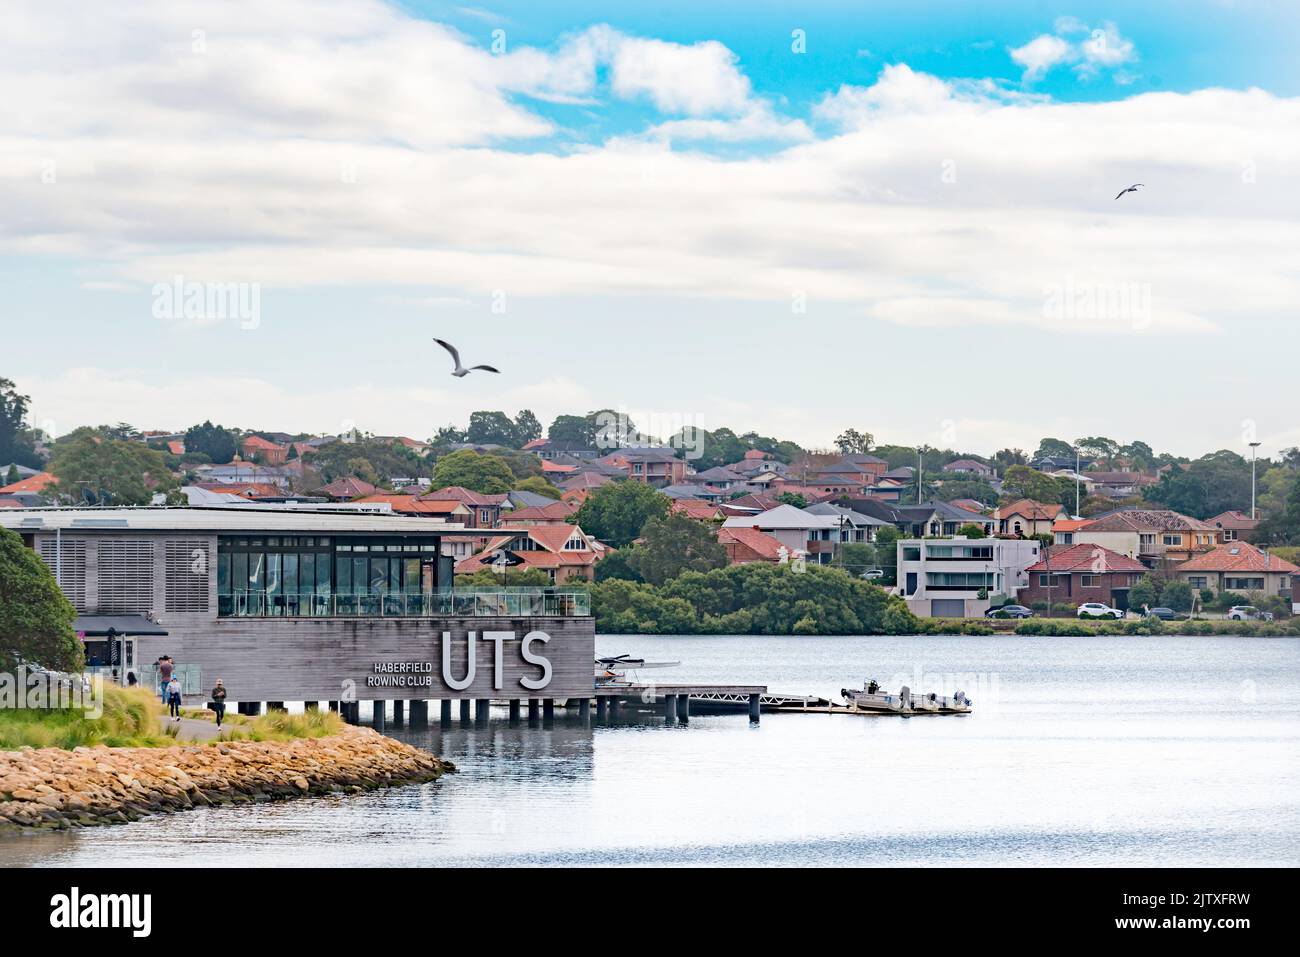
208, 707, 345, 743
0, 684, 173, 750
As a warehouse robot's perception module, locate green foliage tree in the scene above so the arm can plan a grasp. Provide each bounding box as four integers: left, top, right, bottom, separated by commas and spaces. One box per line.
1161, 580, 1193, 613
183, 421, 237, 463
958, 523, 987, 539
873, 525, 901, 586
777, 491, 808, 508
1128, 574, 1161, 610
0, 377, 40, 468
486, 448, 544, 481
1033, 437, 1075, 461
573, 480, 669, 548
547, 414, 597, 446
1000, 464, 1074, 508
4, 465, 18, 485
1145, 450, 1253, 519
834, 429, 874, 454
513, 409, 542, 445
430, 449, 515, 494
311, 436, 425, 485
466, 410, 519, 447
627, 511, 727, 585
49, 429, 178, 505
514, 476, 561, 500
594, 549, 643, 583
938, 478, 998, 506
454, 567, 553, 588
0, 527, 83, 673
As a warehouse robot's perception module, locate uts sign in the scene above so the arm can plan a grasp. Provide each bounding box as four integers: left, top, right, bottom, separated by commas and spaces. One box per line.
363, 629, 567, 698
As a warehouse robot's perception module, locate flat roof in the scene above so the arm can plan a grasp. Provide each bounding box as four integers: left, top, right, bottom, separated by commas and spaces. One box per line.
0, 506, 484, 536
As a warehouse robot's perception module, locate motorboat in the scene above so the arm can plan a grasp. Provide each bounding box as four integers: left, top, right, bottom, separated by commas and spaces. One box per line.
839, 681, 973, 715
595, 654, 681, 689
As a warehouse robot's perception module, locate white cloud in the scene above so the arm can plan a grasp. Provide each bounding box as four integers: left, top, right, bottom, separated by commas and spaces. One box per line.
1078, 23, 1137, 74
1010, 34, 1073, 83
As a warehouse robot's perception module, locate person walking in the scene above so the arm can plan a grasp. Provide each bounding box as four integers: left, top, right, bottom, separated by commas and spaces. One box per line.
166, 676, 182, 721
157, 655, 174, 703
211, 679, 227, 729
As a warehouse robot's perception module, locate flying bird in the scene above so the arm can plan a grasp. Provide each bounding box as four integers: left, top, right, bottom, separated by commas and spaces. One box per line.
1114, 183, 1144, 200
434, 338, 499, 377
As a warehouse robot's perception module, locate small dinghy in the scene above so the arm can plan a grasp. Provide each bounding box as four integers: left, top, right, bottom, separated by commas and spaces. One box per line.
840, 680, 973, 715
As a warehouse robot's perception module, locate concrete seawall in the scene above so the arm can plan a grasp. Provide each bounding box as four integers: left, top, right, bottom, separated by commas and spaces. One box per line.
0, 728, 452, 832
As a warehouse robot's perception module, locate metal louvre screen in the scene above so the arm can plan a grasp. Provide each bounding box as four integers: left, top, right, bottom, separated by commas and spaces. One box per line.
37, 539, 88, 611
165, 540, 212, 613
97, 540, 156, 614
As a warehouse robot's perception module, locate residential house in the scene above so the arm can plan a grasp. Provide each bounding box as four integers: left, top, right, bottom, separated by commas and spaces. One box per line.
896, 536, 1044, 617
721, 503, 881, 565
525, 439, 601, 461
500, 501, 579, 526
1207, 510, 1260, 543
1052, 518, 1093, 546
1072, 508, 1218, 566
1031, 454, 1096, 472
1080, 470, 1159, 500
1020, 543, 1148, 611
943, 459, 995, 479
351, 493, 472, 522
455, 524, 604, 583
995, 499, 1065, 538
671, 499, 726, 522
804, 502, 892, 544
557, 470, 613, 493
848, 499, 996, 538
0, 471, 57, 496
1176, 542, 1297, 604
660, 483, 726, 503
422, 486, 508, 528
241, 435, 290, 465
192, 482, 285, 501
597, 447, 686, 487
193, 462, 290, 488
314, 476, 381, 502
692, 466, 749, 492
718, 526, 794, 566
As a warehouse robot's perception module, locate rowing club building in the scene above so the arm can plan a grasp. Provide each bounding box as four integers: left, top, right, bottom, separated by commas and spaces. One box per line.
0, 507, 596, 718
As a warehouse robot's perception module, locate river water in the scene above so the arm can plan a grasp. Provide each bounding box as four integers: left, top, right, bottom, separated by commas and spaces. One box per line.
3, 634, 1297, 867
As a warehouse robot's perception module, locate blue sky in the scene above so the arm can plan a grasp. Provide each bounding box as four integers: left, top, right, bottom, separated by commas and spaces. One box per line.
4, 0, 1299, 457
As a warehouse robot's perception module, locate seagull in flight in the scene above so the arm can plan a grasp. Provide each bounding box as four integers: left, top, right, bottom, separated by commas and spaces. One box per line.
434, 338, 499, 377
1114, 183, 1144, 200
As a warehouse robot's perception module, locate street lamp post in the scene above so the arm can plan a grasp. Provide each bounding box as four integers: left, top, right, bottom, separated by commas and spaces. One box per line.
1249, 441, 1262, 520
1074, 445, 1081, 516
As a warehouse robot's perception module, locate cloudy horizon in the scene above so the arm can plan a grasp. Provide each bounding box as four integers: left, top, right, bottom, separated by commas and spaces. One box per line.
4, 0, 1298, 458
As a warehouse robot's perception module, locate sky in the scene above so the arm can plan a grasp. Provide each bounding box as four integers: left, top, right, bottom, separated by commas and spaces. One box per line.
3, 0, 1298, 458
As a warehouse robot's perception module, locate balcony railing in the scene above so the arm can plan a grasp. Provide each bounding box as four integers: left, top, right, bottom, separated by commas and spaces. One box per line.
217, 588, 591, 619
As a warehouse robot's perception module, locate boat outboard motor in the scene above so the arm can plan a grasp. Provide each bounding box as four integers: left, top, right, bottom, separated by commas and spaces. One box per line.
900, 686, 911, 709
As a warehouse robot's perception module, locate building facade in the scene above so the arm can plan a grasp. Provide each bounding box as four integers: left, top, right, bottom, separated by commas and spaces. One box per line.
896, 536, 1043, 617
2, 507, 595, 704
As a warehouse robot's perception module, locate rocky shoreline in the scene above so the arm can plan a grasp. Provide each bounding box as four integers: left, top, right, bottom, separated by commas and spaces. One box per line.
0, 727, 453, 832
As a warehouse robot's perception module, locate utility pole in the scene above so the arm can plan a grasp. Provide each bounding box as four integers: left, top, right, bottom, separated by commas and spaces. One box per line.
917, 448, 923, 505
1075, 445, 1081, 516
1249, 441, 1261, 520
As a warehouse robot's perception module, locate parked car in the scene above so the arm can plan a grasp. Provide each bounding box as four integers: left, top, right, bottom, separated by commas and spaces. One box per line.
985, 604, 1034, 619
1077, 602, 1124, 620
1228, 605, 1265, 621
1144, 607, 1177, 621
860, 569, 885, 581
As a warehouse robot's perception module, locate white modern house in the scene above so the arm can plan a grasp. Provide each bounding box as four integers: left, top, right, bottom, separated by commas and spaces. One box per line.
896, 536, 1043, 617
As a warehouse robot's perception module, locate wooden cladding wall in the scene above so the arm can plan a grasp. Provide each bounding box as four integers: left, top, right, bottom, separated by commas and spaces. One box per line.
164, 540, 212, 614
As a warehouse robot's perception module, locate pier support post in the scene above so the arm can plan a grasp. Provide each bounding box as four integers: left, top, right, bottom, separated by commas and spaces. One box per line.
542, 698, 555, 721
346, 702, 360, 725
664, 694, 677, 723
676, 695, 690, 722
475, 698, 491, 723
748, 693, 761, 723
459, 699, 471, 723
528, 699, 541, 724
579, 697, 591, 721
304, 701, 319, 711
328, 701, 339, 713
392, 700, 405, 727
608, 697, 619, 718
409, 700, 429, 729
266, 701, 286, 712
440, 700, 452, 724
372, 700, 386, 730
596, 697, 607, 719
508, 700, 521, 723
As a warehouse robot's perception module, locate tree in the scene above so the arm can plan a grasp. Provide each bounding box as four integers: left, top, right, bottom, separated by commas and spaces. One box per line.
873, 525, 901, 586
466, 410, 519, 447
594, 549, 643, 583
777, 491, 808, 508
547, 414, 597, 446
49, 429, 178, 505
1033, 437, 1075, 461
1076, 436, 1119, 468
994, 448, 1026, 471
0, 527, 83, 673
0, 377, 40, 468
514, 476, 561, 500
938, 478, 998, 506
430, 449, 515, 494
1119, 440, 1155, 471
486, 448, 544, 482
1128, 574, 1161, 610
513, 409, 542, 446
4, 465, 18, 485
1145, 450, 1253, 519
958, 523, 986, 539
1161, 581, 1193, 613
834, 429, 874, 455
573, 481, 669, 548
1000, 465, 1073, 508
183, 421, 237, 464
627, 511, 727, 585
311, 436, 425, 484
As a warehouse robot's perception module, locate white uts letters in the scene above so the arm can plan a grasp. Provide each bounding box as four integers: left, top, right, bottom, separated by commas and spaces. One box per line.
519, 630, 553, 691
441, 631, 476, 691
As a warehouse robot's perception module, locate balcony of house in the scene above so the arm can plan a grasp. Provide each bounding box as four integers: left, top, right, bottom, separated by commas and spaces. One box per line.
217, 587, 591, 619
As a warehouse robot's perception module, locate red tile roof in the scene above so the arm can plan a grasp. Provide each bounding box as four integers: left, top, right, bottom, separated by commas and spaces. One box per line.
0, 471, 56, 494
456, 525, 599, 572
506, 502, 578, 522
719, 526, 790, 562
242, 435, 286, 451
672, 499, 724, 521
1053, 518, 1093, 534
315, 477, 380, 500
1026, 543, 1147, 574
1207, 510, 1259, 531
352, 494, 468, 516
1178, 542, 1298, 574
1081, 509, 1214, 533
999, 499, 1064, 522
421, 486, 508, 506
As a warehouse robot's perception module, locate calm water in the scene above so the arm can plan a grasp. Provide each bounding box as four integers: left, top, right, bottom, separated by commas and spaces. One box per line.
3, 634, 1298, 867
